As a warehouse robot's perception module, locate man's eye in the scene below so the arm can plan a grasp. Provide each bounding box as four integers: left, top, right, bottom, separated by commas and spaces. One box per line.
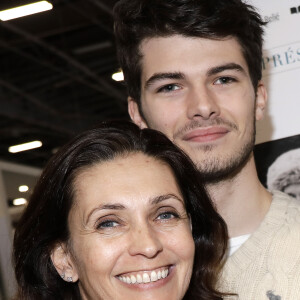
157, 84, 180, 93
214, 77, 236, 85
157, 212, 179, 220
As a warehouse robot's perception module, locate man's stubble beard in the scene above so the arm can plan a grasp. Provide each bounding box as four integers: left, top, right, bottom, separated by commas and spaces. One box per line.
193, 118, 256, 184
139, 105, 256, 184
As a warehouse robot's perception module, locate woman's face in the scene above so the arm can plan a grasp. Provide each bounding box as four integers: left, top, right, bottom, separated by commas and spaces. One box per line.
59, 153, 195, 300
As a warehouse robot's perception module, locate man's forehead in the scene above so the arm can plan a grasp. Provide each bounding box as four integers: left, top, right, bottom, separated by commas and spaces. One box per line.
139, 34, 239, 51
139, 35, 248, 78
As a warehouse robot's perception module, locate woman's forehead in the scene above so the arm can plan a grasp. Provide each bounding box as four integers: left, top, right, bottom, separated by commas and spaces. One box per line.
69, 153, 183, 217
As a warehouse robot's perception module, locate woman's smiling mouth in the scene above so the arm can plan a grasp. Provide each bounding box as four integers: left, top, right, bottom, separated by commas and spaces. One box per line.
117, 266, 171, 285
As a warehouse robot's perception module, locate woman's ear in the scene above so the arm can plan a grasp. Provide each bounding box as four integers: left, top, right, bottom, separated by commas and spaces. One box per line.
188, 214, 193, 231
51, 243, 79, 283
255, 81, 268, 121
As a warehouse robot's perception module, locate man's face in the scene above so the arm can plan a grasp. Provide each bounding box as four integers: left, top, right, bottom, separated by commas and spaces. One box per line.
128, 35, 267, 181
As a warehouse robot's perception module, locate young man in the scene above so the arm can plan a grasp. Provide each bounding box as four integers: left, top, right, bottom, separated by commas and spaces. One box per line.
113, 0, 300, 299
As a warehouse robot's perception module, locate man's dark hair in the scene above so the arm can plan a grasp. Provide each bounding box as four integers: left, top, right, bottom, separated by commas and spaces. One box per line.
113, 0, 265, 107
13, 120, 228, 300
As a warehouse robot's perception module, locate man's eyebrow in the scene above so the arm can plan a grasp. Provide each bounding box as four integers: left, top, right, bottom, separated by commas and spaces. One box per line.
86, 203, 125, 224
150, 193, 184, 205
144, 72, 185, 89
206, 63, 245, 77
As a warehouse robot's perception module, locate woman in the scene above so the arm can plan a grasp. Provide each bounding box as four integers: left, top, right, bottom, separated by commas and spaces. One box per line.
13, 121, 227, 300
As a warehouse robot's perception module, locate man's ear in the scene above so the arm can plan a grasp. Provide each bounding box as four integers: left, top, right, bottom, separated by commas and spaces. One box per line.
128, 97, 148, 129
255, 81, 268, 121
51, 243, 79, 283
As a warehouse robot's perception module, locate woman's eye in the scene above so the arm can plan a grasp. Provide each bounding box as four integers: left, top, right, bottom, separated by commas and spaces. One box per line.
97, 220, 119, 229
157, 84, 180, 93
157, 212, 179, 220
214, 77, 236, 85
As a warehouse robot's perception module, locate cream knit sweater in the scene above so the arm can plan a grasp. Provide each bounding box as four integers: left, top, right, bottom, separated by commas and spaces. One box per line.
219, 191, 300, 300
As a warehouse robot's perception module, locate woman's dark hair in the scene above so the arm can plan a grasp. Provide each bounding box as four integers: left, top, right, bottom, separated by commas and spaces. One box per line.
113, 0, 266, 107
13, 120, 228, 300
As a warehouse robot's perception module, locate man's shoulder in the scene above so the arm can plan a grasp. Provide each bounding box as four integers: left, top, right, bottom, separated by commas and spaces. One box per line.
219, 191, 300, 299
271, 190, 300, 223
224, 190, 300, 268
271, 189, 298, 202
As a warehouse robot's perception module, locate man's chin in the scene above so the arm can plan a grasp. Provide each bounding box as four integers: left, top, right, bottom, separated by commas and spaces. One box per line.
195, 148, 254, 184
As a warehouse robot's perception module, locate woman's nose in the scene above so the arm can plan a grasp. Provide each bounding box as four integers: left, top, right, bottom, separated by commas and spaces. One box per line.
128, 225, 163, 258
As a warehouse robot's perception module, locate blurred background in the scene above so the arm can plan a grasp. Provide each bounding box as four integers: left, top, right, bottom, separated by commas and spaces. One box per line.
0, 1, 128, 298
0, 0, 127, 169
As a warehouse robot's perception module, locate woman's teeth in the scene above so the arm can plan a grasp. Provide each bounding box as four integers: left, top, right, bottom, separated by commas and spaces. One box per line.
118, 268, 169, 284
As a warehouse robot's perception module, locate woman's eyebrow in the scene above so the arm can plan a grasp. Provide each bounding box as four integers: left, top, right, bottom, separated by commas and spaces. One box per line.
150, 193, 184, 205
86, 203, 125, 223
144, 72, 185, 89
85, 194, 183, 223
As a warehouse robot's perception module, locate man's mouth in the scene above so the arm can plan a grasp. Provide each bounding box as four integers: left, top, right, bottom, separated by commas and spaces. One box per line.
117, 266, 170, 285
182, 127, 229, 143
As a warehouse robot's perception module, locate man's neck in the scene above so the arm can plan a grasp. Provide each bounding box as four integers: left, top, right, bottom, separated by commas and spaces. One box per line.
207, 154, 272, 238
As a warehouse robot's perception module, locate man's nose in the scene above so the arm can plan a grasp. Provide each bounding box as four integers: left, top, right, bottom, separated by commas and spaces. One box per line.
186, 86, 221, 120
